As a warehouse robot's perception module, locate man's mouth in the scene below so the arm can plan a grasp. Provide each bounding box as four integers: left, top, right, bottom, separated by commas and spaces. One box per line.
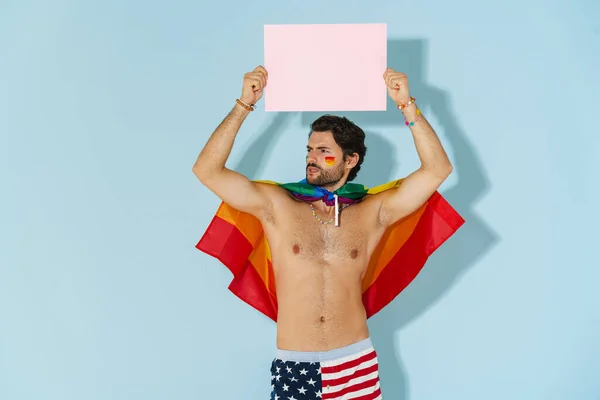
307, 166, 320, 174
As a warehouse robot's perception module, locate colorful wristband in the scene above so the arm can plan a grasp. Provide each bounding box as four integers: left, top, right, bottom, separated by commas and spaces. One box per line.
397, 96, 416, 110
405, 108, 422, 127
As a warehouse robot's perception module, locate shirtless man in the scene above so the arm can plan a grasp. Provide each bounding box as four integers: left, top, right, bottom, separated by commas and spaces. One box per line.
192, 66, 453, 399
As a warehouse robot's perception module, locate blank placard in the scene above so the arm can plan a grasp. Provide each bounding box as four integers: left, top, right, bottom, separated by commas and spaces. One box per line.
263, 23, 387, 112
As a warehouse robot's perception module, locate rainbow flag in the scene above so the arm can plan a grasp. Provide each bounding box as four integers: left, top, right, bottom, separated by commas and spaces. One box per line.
196, 179, 464, 322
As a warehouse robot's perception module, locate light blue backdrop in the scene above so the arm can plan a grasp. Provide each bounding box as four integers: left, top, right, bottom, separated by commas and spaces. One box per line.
1, 0, 599, 399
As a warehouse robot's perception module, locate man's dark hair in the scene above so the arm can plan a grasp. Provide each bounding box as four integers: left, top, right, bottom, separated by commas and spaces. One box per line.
309, 115, 367, 181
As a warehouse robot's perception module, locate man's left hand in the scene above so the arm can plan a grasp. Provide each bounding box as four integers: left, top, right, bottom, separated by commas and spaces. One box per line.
383, 68, 411, 106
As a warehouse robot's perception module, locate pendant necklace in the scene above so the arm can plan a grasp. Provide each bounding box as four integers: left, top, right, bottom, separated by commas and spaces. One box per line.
309, 194, 349, 226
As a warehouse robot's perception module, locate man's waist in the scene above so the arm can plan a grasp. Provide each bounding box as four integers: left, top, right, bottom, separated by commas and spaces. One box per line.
275, 336, 374, 363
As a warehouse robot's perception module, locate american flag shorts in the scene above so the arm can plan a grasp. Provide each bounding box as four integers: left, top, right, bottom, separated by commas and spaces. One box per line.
270, 337, 382, 400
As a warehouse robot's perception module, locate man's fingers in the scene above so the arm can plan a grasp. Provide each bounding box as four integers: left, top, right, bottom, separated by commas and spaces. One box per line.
385, 74, 397, 88
247, 72, 267, 89
387, 75, 397, 88
254, 65, 268, 77
253, 66, 269, 84
388, 74, 407, 88
246, 73, 266, 88
383, 69, 407, 88
245, 77, 262, 91
383, 68, 395, 80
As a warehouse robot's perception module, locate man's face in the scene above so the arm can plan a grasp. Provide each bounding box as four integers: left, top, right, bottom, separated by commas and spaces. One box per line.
305, 131, 346, 187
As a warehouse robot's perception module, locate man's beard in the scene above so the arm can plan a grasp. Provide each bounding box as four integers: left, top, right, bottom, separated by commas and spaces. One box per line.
306, 163, 345, 187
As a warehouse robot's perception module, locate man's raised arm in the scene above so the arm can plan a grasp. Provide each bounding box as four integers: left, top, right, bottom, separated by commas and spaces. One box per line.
192, 66, 271, 217
377, 69, 453, 227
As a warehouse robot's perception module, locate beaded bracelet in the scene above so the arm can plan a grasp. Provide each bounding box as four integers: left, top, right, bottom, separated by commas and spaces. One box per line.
397, 96, 416, 110
236, 98, 255, 111
405, 108, 422, 127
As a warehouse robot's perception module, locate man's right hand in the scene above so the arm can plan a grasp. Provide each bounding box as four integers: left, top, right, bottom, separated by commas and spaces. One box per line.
240, 66, 268, 106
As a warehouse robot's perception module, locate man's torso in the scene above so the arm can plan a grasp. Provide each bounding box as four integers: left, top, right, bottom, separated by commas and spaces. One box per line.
260, 185, 386, 351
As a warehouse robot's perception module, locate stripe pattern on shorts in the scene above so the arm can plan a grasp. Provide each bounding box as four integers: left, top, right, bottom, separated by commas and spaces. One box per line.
321, 347, 381, 399
270, 342, 382, 400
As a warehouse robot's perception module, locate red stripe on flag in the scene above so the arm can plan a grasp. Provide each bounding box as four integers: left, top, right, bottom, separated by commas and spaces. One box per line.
322, 363, 379, 387
322, 377, 380, 399
196, 216, 278, 321
196, 215, 253, 277
321, 349, 380, 400
321, 350, 377, 374
362, 192, 464, 317
227, 260, 278, 321
351, 386, 382, 400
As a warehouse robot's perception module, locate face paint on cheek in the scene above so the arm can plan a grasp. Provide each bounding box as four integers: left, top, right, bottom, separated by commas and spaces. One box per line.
324, 156, 336, 166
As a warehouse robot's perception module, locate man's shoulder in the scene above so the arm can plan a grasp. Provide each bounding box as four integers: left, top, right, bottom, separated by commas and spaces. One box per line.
254, 180, 284, 192
253, 180, 295, 202
360, 180, 403, 203
361, 192, 385, 206
250, 181, 297, 225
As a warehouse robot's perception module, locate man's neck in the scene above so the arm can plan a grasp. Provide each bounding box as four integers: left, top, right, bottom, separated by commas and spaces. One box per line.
315, 181, 347, 193
311, 181, 348, 213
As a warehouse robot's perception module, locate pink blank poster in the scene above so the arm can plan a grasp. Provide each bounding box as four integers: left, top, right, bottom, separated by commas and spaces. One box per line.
264, 23, 387, 112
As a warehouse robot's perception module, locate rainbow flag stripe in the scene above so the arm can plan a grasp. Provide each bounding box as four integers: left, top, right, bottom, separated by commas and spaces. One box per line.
195, 179, 464, 321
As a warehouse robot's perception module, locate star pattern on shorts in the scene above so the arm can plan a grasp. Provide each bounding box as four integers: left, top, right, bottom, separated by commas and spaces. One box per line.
271, 358, 323, 399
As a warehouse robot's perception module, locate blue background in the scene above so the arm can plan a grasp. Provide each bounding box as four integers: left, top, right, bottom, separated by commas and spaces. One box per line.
1, 0, 599, 399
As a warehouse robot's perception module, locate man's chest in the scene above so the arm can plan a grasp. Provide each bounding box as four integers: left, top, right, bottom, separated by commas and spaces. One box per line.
277, 202, 376, 261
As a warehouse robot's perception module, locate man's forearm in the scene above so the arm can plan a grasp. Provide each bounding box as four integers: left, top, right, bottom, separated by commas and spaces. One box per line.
193, 103, 251, 178
402, 103, 452, 177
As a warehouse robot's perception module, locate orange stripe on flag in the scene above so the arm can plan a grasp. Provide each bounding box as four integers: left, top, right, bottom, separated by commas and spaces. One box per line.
361, 204, 426, 291
214, 204, 277, 298
215, 203, 264, 246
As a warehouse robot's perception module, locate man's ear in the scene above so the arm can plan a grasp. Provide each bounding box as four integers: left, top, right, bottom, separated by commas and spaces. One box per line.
346, 153, 359, 169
